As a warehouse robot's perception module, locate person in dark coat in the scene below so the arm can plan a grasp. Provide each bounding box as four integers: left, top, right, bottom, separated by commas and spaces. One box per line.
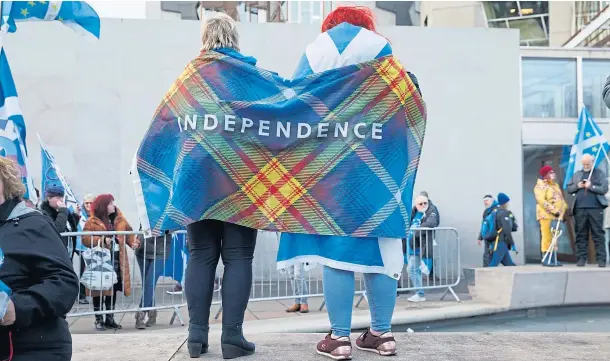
0, 157, 79, 361
39, 183, 80, 250
488, 193, 518, 267
566, 153, 609, 267
478, 194, 499, 267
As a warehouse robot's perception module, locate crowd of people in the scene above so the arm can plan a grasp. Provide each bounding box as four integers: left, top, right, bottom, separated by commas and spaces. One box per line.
1, 5, 609, 361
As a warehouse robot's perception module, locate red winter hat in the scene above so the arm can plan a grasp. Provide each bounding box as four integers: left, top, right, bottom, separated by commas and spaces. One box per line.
540, 165, 554, 178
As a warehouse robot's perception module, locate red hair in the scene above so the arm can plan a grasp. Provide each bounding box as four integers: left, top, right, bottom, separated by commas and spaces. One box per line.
321, 6, 377, 33
92, 194, 115, 229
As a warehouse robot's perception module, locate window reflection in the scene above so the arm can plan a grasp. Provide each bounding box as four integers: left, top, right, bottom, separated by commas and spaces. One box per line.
583, 60, 610, 119
485, 1, 549, 46
522, 58, 577, 118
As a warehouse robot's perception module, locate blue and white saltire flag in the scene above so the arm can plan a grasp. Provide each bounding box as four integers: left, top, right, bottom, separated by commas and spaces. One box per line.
0, 46, 37, 203
0, 1, 100, 39
563, 107, 610, 189
38, 134, 86, 249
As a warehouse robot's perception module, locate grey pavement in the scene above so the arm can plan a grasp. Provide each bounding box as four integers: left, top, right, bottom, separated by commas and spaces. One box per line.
72, 332, 610, 361
68, 289, 471, 334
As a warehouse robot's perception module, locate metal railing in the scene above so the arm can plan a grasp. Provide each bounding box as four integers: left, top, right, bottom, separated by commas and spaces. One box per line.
62, 227, 460, 325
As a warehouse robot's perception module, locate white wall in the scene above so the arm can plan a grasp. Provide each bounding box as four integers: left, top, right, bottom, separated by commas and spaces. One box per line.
4, 19, 522, 268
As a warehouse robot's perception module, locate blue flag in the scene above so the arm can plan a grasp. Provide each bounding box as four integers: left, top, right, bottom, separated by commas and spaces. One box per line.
1, 1, 100, 39
563, 107, 610, 189
0, 46, 37, 203
39, 134, 86, 249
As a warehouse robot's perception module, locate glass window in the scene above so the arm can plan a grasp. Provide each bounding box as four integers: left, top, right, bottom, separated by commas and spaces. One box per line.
484, 1, 520, 19
301, 1, 313, 24
517, 1, 549, 16
522, 58, 578, 118
311, 1, 322, 23
288, 1, 299, 23
323, 1, 333, 18
488, 20, 509, 28
508, 17, 547, 41
583, 59, 610, 119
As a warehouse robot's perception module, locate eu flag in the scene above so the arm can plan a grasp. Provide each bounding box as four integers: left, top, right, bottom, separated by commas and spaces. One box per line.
1, 1, 100, 39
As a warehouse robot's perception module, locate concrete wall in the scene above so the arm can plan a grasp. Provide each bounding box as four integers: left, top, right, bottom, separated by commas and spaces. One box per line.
420, 1, 487, 28
4, 19, 522, 268
548, 1, 575, 47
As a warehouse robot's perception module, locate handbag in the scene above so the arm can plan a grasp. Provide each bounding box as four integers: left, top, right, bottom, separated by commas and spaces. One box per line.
80, 245, 118, 291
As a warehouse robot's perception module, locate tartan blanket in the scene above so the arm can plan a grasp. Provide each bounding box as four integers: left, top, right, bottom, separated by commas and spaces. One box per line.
132, 49, 426, 237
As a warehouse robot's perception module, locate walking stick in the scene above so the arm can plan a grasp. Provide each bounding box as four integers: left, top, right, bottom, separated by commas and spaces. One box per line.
542, 213, 564, 266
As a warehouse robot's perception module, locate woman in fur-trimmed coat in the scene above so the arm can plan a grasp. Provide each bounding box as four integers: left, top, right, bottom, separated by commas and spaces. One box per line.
82, 194, 139, 331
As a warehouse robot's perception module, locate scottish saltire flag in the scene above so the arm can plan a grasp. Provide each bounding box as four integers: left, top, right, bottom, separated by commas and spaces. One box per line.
563, 107, 610, 189
0, 47, 37, 203
0, 1, 100, 38
276, 23, 425, 279
38, 134, 87, 250
133, 47, 426, 238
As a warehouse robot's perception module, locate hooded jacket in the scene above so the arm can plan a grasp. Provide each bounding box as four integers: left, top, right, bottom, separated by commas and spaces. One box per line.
0, 199, 78, 360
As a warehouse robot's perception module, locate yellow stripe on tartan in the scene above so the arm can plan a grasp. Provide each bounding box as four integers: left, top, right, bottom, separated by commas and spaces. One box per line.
375, 58, 412, 106
241, 158, 307, 223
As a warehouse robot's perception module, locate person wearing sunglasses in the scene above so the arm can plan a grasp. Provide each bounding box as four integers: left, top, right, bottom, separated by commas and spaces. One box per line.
403, 195, 439, 302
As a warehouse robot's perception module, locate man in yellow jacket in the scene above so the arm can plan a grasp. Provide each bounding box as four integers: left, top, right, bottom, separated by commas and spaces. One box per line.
534, 165, 568, 266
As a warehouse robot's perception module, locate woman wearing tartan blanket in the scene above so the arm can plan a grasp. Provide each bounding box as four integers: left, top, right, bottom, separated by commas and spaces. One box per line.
279, 6, 426, 360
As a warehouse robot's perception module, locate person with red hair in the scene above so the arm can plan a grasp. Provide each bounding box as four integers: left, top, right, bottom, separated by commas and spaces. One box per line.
280, 5, 426, 360
83, 194, 139, 331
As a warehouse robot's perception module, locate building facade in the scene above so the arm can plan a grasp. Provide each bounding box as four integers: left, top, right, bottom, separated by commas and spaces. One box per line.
421, 1, 610, 47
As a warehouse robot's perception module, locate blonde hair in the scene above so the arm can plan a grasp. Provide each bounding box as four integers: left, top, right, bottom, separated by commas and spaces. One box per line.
84, 193, 96, 202
0, 157, 26, 201
201, 12, 239, 52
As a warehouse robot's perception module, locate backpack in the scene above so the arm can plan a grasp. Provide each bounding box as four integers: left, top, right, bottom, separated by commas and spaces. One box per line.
481, 208, 502, 241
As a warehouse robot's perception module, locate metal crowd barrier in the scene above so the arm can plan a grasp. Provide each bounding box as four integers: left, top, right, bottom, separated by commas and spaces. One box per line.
61, 227, 460, 327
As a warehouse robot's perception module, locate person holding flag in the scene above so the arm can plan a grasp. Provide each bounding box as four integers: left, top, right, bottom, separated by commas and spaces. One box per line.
567, 154, 608, 267
564, 107, 610, 267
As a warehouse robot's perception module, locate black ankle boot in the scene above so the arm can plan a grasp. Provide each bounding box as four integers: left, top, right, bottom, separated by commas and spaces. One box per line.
94, 315, 106, 331
187, 324, 210, 358
104, 314, 122, 329
221, 325, 255, 359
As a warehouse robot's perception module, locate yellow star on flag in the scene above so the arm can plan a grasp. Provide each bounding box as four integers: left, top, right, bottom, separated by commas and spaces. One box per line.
39, 1, 47, 4
28, 1, 36, 6
20, 8, 29, 17
586, 132, 592, 138
593, 146, 598, 152
57, 16, 64, 21
52, 4, 58, 11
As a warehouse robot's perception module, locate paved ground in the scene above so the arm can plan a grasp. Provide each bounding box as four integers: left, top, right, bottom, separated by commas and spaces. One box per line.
72, 332, 610, 361
68, 289, 469, 334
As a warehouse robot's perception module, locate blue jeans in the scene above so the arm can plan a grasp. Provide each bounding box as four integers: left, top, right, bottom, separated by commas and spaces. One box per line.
407, 255, 424, 296
489, 241, 516, 267
137, 256, 165, 308
290, 263, 308, 305
323, 266, 397, 337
